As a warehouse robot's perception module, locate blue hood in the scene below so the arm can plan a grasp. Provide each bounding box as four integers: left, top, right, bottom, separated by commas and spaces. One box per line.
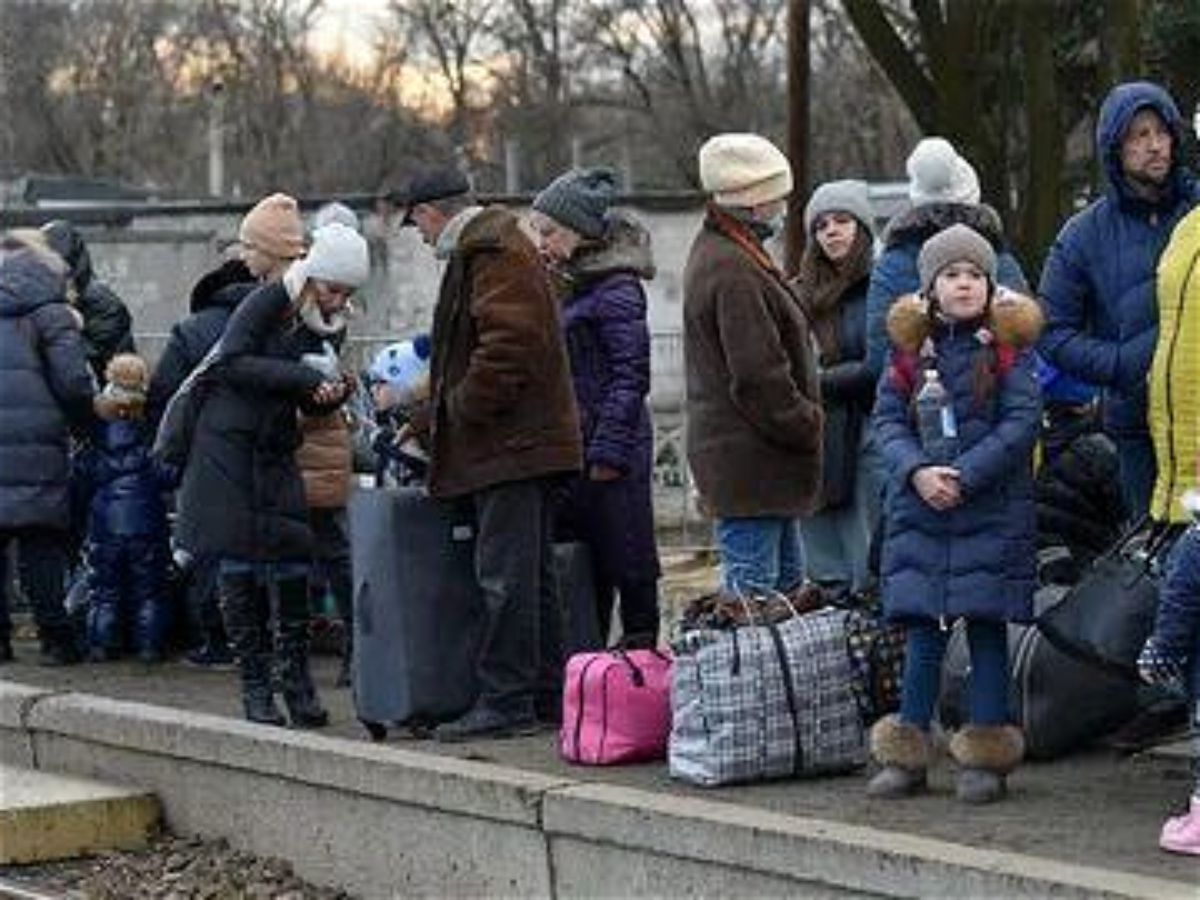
1096, 81, 1192, 213
0, 252, 68, 318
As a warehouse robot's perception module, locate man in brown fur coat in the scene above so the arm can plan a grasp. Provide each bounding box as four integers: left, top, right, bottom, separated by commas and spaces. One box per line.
683, 134, 824, 596
397, 167, 582, 741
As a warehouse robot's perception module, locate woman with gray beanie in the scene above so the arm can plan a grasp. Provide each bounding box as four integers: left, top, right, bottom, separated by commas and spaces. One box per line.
527, 166, 662, 645
793, 179, 880, 594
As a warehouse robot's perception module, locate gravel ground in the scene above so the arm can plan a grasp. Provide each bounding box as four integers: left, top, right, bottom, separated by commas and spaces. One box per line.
0, 834, 354, 899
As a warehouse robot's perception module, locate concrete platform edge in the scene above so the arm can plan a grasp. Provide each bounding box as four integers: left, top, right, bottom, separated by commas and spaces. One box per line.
1, 679, 1192, 900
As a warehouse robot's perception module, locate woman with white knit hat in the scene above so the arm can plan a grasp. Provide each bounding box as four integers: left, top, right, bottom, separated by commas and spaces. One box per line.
179, 220, 370, 727
863, 137, 1029, 385
683, 133, 823, 596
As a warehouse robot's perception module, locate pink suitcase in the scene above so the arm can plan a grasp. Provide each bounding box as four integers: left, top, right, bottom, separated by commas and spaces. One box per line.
559, 647, 673, 765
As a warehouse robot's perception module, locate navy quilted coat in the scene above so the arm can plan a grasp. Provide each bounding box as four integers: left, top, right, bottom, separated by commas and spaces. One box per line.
1038, 81, 1200, 438
0, 253, 95, 530
874, 324, 1042, 624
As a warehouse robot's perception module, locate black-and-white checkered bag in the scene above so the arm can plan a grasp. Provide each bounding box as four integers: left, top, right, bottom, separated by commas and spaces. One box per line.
669, 605, 866, 787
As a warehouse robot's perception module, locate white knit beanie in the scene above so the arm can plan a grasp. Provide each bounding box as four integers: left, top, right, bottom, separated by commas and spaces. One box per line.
312, 201, 361, 234
906, 137, 980, 207
698, 133, 793, 207
296, 223, 370, 288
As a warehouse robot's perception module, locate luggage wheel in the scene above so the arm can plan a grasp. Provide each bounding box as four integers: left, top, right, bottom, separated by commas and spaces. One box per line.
361, 719, 388, 742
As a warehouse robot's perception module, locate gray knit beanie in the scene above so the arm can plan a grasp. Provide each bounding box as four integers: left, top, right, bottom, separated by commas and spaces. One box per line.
532, 167, 617, 239
917, 224, 997, 295
803, 179, 875, 236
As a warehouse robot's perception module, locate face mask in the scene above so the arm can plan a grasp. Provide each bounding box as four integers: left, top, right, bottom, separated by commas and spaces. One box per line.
749, 211, 785, 242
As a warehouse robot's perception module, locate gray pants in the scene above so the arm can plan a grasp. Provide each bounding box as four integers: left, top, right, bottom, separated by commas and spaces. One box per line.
472, 478, 563, 715
800, 432, 882, 592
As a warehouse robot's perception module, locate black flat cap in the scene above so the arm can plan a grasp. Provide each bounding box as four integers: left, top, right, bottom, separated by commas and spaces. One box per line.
390, 166, 472, 223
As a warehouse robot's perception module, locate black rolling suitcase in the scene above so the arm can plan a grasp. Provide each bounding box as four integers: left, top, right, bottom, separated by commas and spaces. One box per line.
349, 486, 483, 739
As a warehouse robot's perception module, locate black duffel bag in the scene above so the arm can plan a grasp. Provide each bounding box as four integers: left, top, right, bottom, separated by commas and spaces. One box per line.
1036, 518, 1185, 677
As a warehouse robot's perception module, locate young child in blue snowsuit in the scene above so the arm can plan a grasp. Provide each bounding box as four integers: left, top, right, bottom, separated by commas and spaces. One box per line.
76, 353, 178, 661
1138, 483, 1200, 856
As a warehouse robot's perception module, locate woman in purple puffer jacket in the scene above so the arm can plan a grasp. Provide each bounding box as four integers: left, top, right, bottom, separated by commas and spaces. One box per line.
527, 167, 661, 645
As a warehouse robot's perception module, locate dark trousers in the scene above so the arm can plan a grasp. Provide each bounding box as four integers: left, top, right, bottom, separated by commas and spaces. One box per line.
900, 619, 1010, 728
472, 478, 563, 715
0, 528, 70, 645
87, 534, 170, 654
556, 475, 661, 642
1116, 433, 1156, 523
185, 553, 226, 650
309, 508, 352, 627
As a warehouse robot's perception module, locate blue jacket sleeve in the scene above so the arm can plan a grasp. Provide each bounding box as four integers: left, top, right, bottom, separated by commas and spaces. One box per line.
953, 352, 1042, 497
871, 357, 928, 490
864, 248, 914, 383
1037, 225, 1122, 387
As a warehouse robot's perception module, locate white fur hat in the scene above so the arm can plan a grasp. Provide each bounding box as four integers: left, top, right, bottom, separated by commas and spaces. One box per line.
296, 222, 370, 288
698, 133, 793, 207
906, 137, 980, 207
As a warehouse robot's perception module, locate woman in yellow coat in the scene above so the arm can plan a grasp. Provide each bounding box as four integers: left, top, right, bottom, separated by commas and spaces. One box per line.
1151, 206, 1200, 523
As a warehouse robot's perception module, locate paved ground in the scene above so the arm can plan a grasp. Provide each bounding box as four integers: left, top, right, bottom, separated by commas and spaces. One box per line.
4, 643, 1200, 889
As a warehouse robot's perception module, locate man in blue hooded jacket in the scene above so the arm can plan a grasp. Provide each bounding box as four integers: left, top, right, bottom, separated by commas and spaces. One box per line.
1039, 81, 1200, 521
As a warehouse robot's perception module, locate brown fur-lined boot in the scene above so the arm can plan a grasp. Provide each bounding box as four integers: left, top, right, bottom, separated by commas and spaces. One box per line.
949, 724, 1025, 804
866, 714, 932, 799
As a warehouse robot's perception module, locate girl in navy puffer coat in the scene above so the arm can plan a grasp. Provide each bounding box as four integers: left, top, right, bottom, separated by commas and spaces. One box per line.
75, 353, 178, 661
866, 225, 1043, 806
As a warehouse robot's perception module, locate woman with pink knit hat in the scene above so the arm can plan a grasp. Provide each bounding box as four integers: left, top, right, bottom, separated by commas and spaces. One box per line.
178, 213, 370, 728
237, 192, 306, 283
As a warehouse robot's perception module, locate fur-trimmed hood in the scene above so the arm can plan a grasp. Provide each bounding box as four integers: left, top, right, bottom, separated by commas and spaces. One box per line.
883, 202, 1007, 252
886, 290, 1043, 353
569, 210, 656, 282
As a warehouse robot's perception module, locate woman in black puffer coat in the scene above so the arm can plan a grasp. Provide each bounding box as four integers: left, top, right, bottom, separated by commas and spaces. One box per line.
178, 219, 369, 728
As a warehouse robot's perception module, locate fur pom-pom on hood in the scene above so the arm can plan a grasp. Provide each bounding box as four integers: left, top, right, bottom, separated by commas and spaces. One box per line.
886, 290, 1044, 353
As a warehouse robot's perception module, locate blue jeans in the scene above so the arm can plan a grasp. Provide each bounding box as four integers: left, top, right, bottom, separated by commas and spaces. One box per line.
715, 517, 803, 595
1116, 433, 1155, 522
900, 618, 1009, 729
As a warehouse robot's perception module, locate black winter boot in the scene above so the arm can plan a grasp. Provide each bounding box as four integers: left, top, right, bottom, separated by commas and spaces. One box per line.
276, 576, 329, 728
240, 656, 286, 727
220, 571, 284, 727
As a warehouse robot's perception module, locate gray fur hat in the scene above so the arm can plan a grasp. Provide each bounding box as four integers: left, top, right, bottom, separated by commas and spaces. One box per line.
917, 224, 997, 295
532, 167, 617, 239
803, 179, 875, 236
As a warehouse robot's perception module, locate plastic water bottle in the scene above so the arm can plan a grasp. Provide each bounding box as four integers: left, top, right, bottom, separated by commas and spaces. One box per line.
915, 369, 958, 463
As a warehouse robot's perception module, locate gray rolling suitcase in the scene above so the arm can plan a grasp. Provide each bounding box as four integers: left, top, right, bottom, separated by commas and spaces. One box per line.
349, 486, 483, 739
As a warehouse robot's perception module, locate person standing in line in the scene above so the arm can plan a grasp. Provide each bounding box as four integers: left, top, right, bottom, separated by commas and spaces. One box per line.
296, 201, 361, 687
147, 257, 258, 667
40, 220, 135, 380
867, 225, 1042, 804
0, 229, 95, 665
179, 215, 368, 728
683, 133, 824, 596
527, 166, 662, 645
1039, 80, 1199, 521
395, 166, 582, 741
793, 179, 881, 594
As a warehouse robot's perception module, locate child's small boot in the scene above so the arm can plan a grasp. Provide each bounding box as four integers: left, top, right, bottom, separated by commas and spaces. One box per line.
1160, 796, 1200, 856
949, 724, 1024, 804
866, 714, 931, 798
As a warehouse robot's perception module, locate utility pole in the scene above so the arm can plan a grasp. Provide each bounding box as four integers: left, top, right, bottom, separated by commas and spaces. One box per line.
207, 80, 226, 198
784, 0, 810, 277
